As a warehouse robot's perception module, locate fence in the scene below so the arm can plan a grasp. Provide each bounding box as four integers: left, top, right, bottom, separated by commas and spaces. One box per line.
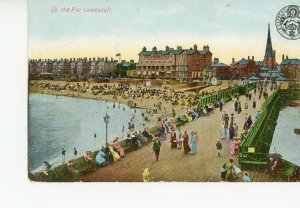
197, 82, 256, 108
239, 85, 300, 172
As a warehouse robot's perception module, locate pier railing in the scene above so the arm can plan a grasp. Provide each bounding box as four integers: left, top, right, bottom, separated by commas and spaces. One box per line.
197, 82, 256, 109
239, 87, 281, 170
239, 85, 300, 174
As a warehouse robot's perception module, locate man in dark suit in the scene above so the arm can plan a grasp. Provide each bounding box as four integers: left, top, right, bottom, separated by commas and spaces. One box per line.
152, 137, 161, 162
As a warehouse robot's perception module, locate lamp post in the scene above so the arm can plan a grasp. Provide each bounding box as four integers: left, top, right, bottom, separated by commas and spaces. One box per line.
103, 113, 110, 144
94, 132, 97, 148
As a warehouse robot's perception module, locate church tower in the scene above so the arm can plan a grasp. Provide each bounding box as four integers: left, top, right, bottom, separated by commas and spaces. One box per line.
263, 24, 276, 69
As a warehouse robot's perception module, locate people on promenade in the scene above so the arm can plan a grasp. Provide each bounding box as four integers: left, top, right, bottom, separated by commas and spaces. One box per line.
152, 137, 161, 162
190, 131, 199, 155
102, 145, 113, 164
252, 99, 256, 109
182, 131, 191, 153
216, 141, 222, 158
222, 111, 226, 122
95, 149, 106, 167
219, 100, 223, 112
255, 110, 261, 121
85, 151, 93, 161
229, 125, 234, 140
224, 113, 229, 128
247, 116, 253, 130
61, 148, 66, 164
237, 101, 242, 114
220, 123, 228, 140
230, 113, 235, 127
170, 129, 177, 149
233, 123, 238, 138
243, 116, 248, 131
177, 127, 182, 149
113, 138, 125, 158
107, 143, 121, 161
226, 159, 235, 182
220, 163, 227, 181
130, 134, 138, 150
243, 171, 251, 182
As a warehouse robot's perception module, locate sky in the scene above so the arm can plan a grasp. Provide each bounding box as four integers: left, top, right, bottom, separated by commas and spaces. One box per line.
28, 0, 300, 64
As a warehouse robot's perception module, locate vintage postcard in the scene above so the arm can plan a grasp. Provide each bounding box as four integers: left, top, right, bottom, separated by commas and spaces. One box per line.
28, 0, 300, 182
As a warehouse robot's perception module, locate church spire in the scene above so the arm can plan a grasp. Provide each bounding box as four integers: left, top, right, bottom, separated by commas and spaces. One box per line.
265, 23, 273, 57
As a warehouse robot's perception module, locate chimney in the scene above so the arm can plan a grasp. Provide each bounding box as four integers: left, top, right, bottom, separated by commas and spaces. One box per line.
177, 46, 182, 50
248, 56, 250, 60
166, 45, 170, 51
105, 57, 108, 62
152, 46, 157, 52
252, 56, 254, 61
142, 46, 147, 52
203, 45, 209, 51
194, 44, 197, 51
213, 58, 219, 64
286, 55, 289, 60
111, 57, 113, 62
232, 58, 235, 64
170, 48, 174, 51
282, 54, 284, 62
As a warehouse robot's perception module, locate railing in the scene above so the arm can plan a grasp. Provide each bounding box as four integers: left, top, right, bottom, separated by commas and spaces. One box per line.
239, 87, 285, 170
197, 82, 256, 109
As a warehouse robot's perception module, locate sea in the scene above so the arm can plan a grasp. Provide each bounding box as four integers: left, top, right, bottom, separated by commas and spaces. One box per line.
270, 106, 300, 166
28, 94, 144, 173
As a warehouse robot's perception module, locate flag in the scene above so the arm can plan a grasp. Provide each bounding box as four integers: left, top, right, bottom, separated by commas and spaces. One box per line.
116, 53, 121, 56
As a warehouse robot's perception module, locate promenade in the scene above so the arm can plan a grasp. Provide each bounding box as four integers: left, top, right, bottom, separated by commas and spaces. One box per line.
80, 85, 278, 182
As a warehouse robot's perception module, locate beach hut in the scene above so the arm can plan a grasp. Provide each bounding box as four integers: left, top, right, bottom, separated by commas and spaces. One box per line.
249, 76, 260, 83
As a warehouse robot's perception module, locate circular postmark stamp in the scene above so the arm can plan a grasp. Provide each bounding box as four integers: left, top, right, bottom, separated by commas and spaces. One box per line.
275, 5, 300, 40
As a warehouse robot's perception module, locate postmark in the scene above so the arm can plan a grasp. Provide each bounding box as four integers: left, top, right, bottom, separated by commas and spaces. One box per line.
275, 5, 300, 40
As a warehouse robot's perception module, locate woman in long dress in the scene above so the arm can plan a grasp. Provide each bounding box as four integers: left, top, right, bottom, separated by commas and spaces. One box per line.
177, 128, 182, 149
190, 131, 199, 155
113, 138, 125, 157
95, 150, 106, 166
182, 131, 191, 153
108, 145, 121, 161
220, 123, 228, 139
170, 130, 177, 149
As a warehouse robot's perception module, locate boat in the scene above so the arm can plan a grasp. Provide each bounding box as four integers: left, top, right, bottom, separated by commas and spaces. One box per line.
294, 129, 300, 134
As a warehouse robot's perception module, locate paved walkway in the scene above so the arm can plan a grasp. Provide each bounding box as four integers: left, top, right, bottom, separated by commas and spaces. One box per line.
80, 86, 275, 182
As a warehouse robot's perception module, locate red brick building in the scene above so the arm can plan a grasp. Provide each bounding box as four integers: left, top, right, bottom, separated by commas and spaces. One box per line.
212, 58, 230, 79
137, 44, 212, 80
230, 57, 259, 79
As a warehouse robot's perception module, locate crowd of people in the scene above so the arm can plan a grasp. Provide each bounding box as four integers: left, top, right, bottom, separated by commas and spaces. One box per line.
40, 80, 298, 182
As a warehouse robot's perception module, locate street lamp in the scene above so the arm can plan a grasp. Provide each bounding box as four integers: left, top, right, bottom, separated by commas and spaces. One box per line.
103, 112, 110, 144
94, 132, 97, 148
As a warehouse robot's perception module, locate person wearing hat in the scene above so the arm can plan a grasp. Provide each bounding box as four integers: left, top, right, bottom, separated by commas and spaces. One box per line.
243, 171, 251, 182
152, 137, 161, 162
190, 131, 199, 155
216, 141, 222, 158
182, 131, 191, 153
170, 129, 177, 149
